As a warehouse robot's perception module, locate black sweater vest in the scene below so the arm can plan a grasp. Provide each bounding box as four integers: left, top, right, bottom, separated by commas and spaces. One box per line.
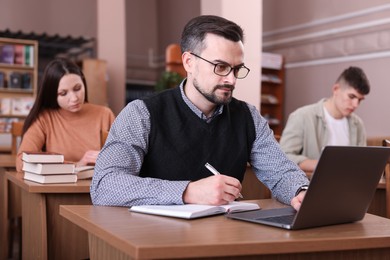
140, 87, 255, 182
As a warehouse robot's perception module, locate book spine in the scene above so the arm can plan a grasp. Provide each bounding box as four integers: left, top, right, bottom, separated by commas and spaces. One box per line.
0, 45, 14, 64
14, 45, 25, 65
30, 46, 34, 66
24, 45, 31, 66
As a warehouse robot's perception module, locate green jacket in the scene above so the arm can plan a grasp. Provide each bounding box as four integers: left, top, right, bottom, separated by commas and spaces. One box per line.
279, 99, 366, 165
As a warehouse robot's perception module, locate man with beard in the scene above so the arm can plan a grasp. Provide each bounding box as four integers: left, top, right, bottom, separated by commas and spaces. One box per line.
91, 15, 309, 210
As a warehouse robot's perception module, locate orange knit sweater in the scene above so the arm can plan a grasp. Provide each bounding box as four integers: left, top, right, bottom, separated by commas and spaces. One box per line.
16, 103, 115, 171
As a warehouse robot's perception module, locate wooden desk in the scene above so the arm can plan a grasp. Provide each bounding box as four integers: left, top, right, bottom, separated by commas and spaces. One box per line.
60, 199, 390, 260
0, 154, 16, 260
6, 171, 92, 260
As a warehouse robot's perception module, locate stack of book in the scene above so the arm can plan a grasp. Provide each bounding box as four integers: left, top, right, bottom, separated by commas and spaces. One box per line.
22, 152, 77, 184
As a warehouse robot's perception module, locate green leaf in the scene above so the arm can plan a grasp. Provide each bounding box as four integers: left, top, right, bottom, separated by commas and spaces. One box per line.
155, 71, 184, 92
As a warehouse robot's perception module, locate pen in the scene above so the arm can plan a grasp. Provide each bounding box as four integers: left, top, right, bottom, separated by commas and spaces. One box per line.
205, 162, 244, 199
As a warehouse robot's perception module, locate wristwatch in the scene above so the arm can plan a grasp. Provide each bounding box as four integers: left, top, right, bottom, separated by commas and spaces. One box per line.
295, 185, 309, 196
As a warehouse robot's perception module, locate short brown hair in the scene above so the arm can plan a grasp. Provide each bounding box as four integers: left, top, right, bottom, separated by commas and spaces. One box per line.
336, 66, 370, 95
180, 15, 244, 54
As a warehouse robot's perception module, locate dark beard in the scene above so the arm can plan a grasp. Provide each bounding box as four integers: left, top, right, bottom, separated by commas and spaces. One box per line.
193, 79, 234, 105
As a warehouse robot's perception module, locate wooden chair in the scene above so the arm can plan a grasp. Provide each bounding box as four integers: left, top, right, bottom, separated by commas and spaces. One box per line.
367, 136, 390, 146
100, 130, 109, 148
382, 139, 390, 218
241, 164, 272, 200
11, 121, 23, 155
165, 43, 186, 78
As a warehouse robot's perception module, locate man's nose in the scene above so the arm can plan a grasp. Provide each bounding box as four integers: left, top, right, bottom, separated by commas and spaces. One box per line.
352, 98, 360, 108
223, 70, 237, 84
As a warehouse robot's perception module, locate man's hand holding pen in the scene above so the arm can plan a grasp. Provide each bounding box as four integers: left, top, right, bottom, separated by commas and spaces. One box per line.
183, 174, 243, 205
205, 162, 244, 199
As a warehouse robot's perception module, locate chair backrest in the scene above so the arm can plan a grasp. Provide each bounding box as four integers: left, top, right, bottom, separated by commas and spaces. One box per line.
100, 130, 109, 148
382, 139, 390, 218
11, 121, 24, 155
165, 44, 186, 78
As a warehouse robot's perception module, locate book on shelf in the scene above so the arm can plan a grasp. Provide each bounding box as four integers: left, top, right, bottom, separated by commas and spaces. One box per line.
9, 72, 22, 88
24, 45, 34, 66
0, 71, 5, 88
129, 201, 260, 219
22, 151, 65, 164
263, 115, 281, 126
23, 171, 77, 184
1, 45, 14, 64
75, 165, 95, 180
0, 119, 7, 133
22, 73, 32, 89
0, 118, 18, 133
0, 98, 12, 115
261, 74, 282, 84
22, 161, 75, 175
14, 45, 25, 65
261, 94, 279, 104
11, 97, 34, 115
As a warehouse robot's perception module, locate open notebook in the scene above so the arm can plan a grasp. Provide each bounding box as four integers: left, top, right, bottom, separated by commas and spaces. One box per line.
226, 146, 390, 230
129, 201, 260, 219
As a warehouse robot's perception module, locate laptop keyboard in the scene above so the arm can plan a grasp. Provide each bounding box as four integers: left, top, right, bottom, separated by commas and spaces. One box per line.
256, 214, 296, 225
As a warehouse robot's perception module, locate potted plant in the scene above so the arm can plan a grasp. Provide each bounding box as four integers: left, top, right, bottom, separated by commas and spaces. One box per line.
155, 71, 184, 92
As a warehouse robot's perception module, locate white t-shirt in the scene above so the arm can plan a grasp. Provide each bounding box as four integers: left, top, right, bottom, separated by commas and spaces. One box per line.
323, 107, 349, 146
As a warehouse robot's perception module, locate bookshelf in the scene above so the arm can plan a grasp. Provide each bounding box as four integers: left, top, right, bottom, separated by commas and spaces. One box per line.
0, 37, 38, 152
261, 52, 284, 136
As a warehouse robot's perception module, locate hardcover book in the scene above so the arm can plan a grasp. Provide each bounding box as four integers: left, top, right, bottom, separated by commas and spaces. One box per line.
75, 165, 95, 179
22, 161, 75, 175
11, 97, 34, 116
1, 45, 14, 64
0, 98, 12, 115
0, 118, 7, 133
9, 72, 22, 88
0, 71, 5, 88
129, 201, 260, 219
22, 152, 65, 164
23, 171, 77, 184
22, 73, 32, 89
14, 45, 25, 65
24, 45, 33, 66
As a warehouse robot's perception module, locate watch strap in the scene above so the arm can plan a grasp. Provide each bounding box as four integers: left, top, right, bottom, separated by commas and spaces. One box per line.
295, 185, 309, 196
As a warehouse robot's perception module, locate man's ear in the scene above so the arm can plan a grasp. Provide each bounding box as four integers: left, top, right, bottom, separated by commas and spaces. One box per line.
182, 52, 193, 73
332, 83, 340, 93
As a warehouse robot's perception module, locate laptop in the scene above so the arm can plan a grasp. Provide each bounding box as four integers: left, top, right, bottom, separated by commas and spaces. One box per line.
226, 146, 390, 230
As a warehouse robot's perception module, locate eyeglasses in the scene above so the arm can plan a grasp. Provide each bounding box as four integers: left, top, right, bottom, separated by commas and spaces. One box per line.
190, 53, 250, 79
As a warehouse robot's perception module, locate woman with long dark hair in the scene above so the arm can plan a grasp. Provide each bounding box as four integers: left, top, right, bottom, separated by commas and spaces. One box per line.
16, 58, 115, 171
